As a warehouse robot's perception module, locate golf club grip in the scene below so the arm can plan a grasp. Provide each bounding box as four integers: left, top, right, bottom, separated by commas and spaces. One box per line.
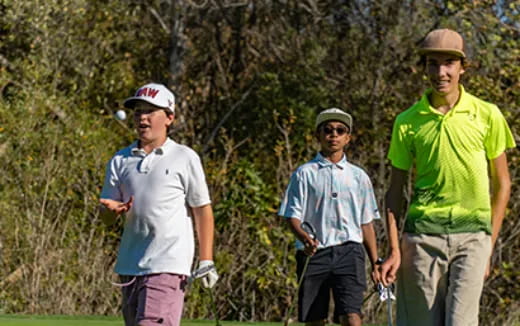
192, 264, 214, 279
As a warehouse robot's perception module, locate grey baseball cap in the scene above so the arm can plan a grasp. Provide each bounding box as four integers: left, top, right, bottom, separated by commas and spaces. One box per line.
315, 108, 353, 130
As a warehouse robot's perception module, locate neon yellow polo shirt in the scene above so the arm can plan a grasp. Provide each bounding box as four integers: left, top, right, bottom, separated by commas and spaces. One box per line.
388, 86, 515, 234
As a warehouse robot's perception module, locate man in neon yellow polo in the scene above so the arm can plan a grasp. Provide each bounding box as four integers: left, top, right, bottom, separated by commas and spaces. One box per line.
380, 29, 515, 325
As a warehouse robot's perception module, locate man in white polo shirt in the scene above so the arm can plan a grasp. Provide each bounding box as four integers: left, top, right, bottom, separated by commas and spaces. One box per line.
99, 83, 218, 326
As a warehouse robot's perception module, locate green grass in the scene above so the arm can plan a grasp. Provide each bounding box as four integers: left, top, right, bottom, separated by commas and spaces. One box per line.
0, 315, 302, 326
0, 315, 120, 326
0, 315, 382, 326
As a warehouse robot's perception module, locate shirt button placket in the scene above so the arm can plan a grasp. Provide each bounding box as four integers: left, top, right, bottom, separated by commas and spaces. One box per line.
331, 165, 341, 230
142, 154, 152, 173
331, 166, 338, 199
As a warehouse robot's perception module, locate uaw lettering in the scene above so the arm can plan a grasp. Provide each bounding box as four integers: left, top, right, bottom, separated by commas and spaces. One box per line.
136, 87, 159, 98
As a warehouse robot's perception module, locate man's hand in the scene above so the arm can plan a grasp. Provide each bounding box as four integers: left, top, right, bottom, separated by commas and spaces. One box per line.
371, 262, 382, 285
99, 197, 133, 226
379, 252, 401, 287
303, 236, 319, 256
100, 197, 134, 215
484, 258, 491, 280
194, 260, 219, 289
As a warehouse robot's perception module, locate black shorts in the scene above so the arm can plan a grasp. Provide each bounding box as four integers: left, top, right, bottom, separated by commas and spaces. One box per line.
296, 242, 366, 323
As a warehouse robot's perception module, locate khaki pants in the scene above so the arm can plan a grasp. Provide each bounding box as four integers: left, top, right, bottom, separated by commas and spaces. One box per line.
397, 232, 491, 326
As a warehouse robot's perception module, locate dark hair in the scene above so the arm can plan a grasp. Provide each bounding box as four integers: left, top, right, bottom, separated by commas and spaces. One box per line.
418, 55, 470, 70
164, 109, 175, 136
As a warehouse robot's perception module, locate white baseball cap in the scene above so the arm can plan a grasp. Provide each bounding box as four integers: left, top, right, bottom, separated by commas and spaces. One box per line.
315, 108, 353, 131
124, 83, 175, 113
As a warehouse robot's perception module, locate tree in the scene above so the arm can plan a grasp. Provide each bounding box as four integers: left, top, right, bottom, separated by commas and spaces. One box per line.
0, 0, 518, 323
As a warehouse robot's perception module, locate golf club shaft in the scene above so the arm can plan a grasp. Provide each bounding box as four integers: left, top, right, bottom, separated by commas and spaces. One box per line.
208, 288, 221, 326
284, 221, 317, 326
387, 287, 392, 326
284, 254, 311, 326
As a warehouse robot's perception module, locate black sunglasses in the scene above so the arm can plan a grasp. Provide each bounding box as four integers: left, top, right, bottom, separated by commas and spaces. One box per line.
322, 126, 349, 136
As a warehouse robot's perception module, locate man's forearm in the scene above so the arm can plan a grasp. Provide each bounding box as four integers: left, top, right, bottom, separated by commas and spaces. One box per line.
490, 180, 511, 249
385, 187, 405, 254
286, 217, 309, 242
384, 167, 408, 257
192, 205, 215, 261
362, 222, 379, 266
385, 209, 401, 254
490, 153, 512, 249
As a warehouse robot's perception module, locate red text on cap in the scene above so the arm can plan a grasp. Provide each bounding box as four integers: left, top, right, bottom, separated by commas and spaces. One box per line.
136, 87, 159, 98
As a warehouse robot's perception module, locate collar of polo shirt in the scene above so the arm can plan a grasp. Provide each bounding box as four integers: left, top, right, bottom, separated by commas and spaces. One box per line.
131, 138, 175, 157
316, 152, 347, 169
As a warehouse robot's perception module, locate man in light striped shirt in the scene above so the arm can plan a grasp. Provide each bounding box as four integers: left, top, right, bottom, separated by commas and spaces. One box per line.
279, 108, 381, 326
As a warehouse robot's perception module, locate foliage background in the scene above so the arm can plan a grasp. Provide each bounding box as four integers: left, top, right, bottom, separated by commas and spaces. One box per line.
0, 0, 519, 324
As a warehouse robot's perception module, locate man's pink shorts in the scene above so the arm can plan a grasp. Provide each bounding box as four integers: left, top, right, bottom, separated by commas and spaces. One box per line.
120, 273, 187, 326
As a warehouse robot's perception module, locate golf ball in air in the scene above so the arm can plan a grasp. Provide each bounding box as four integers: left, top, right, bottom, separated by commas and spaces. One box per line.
115, 110, 127, 121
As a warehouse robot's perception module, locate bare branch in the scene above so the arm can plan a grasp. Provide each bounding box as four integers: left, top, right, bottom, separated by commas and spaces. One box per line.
148, 7, 170, 33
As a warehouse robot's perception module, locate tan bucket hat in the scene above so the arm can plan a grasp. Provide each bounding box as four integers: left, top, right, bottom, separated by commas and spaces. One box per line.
418, 29, 466, 58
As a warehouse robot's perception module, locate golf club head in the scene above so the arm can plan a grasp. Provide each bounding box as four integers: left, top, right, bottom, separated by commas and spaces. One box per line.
301, 221, 317, 240
377, 283, 396, 301
284, 317, 300, 326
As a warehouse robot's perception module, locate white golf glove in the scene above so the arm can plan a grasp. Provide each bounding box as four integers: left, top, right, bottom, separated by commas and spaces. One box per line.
194, 260, 219, 289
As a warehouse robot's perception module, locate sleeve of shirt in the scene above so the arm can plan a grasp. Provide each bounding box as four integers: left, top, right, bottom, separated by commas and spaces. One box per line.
278, 170, 305, 220
100, 156, 123, 202
185, 152, 212, 208
360, 172, 381, 224
387, 116, 413, 171
484, 105, 516, 160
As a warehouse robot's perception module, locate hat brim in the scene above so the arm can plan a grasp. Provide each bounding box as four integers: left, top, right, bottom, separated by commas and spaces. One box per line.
418, 48, 465, 58
315, 113, 352, 130
123, 97, 174, 113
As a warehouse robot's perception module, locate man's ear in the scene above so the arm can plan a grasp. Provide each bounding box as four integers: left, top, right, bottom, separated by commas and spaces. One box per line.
314, 129, 321, 142
345, 133, 352, 145
165, 112, 175, 127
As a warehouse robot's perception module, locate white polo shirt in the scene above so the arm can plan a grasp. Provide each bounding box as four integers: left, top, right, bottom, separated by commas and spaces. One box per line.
279, 153, 380, 250
100, 138, 211, 276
